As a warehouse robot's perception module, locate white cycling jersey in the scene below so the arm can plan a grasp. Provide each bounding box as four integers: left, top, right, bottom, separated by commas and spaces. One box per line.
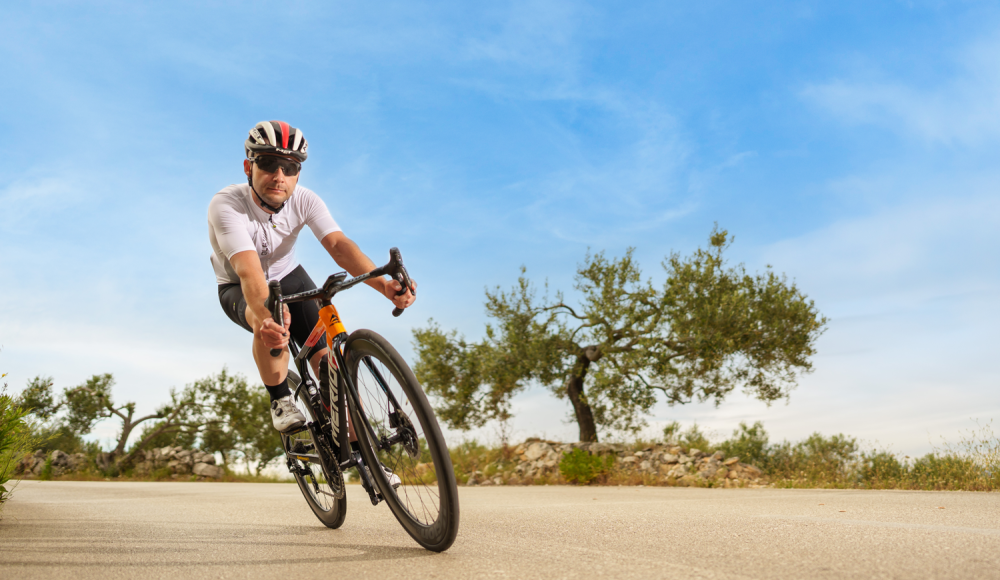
207, 183, 341, 285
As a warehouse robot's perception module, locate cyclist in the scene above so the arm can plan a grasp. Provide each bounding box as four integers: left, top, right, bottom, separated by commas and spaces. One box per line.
208, 120, 415, 435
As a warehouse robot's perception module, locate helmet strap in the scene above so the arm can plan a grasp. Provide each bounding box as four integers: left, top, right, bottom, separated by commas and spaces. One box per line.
247, 163, 286, 214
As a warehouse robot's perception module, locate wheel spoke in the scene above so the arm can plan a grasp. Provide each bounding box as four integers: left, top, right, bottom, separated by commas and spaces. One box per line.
354, 354, 442, 525
283, 386, 346, 528
346, 330, 459, 552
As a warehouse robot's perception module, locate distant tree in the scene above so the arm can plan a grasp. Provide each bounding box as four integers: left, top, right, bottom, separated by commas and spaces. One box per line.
21, 374, 206, 471
414, 227, 827, 442
64, 374, 207, 469
16, 376, 93, 454
17, 376, 59, 421
132, 419, 199, 451
196, 369, 281, 475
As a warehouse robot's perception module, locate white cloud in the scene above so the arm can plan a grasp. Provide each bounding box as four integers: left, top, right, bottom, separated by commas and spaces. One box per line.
801, 36, 1000, 145
462, 0, 583, 74
758, 188, 1000, 310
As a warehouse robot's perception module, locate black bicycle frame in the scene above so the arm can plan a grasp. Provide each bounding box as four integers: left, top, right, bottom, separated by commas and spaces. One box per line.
276, 248, 415, 505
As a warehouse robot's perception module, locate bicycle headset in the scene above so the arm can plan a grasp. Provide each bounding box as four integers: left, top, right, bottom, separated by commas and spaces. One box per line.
244, 120, 309, 214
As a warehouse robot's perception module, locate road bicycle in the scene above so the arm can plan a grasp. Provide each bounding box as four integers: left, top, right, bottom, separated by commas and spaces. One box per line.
265, 248, 459, 552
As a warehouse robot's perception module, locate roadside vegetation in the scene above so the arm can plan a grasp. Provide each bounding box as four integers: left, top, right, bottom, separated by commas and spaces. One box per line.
10, 368, 283, 482
680, 420, 999, 490
445, 421, 999, 491
2, 368, 40, 514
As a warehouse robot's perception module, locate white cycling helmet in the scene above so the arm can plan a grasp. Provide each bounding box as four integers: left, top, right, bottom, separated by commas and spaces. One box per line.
245, 120, 308, 161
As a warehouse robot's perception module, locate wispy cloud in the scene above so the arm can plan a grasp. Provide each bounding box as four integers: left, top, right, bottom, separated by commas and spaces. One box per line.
760, 186, 1000, 311
801, 36, 1000, 145
461, 0, 585, 75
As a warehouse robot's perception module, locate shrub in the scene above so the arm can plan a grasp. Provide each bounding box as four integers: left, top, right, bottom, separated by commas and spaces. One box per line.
38, 458, 53, 481
716, 422, 770, 467
1, 380, 37, 510
663, 422, 714, 453
559, 448, 613, 484
860, 451, 906, 487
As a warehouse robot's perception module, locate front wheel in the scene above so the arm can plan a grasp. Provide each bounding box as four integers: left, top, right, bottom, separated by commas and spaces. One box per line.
344, 329, 460, 552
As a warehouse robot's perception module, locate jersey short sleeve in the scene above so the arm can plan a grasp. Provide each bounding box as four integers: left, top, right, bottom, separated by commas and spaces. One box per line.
296, 186, 341, 241
208, 192, 256, 259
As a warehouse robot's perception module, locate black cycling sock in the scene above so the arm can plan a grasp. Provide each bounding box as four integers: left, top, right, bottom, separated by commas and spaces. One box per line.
264, 378, 292, 401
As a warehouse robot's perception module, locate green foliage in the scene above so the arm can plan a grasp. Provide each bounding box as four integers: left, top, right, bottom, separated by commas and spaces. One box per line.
133, 420, 198, 451
765, 433, 859, 485
60, 373, 207, 465
663, 422, 715, 453
414, 226, 826, 441
440, 421, 999, 491
860, 451, 905, 484
662, 421, 680, 443
12, 367, 285, 478
17, 376, 60, 421
447, 439, 519, 484
150, 467, 173, 481
63, 374, 117, 435
2, 378, 38, 508
15, 372, 210, 472
38, 457, 53, 481
195, 369, 282, 475
559, 448, 614, 484
709, 420, 999, 491
27, 423, 95, 455
715, 422, 770, 466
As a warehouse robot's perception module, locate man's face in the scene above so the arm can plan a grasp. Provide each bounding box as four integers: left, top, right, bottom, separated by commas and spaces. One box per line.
243, 154, 300, 210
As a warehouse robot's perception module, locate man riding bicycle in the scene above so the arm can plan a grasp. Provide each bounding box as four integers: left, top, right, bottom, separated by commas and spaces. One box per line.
208, 120, 415, 435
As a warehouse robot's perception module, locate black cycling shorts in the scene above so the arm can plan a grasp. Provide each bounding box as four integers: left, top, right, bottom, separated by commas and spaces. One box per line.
218, 264, 327, 352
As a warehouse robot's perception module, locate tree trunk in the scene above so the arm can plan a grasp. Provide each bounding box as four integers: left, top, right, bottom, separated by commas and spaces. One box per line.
113, 418, 136, 458
565, 346, 601, 443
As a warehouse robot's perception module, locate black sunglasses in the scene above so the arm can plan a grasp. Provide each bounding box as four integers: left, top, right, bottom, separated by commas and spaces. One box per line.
254, 156, 301, 176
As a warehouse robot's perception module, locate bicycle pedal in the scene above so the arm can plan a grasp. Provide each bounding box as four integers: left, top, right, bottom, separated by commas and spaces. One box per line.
289, 440, 313, 454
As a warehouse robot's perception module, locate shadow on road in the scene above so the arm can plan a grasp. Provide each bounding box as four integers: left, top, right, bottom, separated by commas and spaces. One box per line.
1, 519, 434, 568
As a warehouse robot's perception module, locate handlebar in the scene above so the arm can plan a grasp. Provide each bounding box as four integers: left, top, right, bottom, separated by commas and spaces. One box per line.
267, 248, 415, 357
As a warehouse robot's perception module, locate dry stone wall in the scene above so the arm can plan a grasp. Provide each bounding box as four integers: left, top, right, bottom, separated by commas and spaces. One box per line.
466, 439, 767, 487
17, 450, 90, 478
16, 447, 224, 480
132, 446, 223, 479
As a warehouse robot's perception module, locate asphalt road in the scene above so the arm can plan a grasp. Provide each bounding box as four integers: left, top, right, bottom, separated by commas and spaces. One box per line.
1, 480, 998, 579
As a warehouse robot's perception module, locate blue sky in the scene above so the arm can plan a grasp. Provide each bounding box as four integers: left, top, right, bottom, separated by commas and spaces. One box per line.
2, 1, 998, 454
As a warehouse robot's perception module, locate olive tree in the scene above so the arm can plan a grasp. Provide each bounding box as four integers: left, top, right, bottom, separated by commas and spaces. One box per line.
196, 369, 282, 475
20, 373, 205, 470
413, 227, 827, 442
134, 369, 282, 475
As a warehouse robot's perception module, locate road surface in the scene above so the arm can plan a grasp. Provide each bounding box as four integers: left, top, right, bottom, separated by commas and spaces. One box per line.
1, 480, 998, 579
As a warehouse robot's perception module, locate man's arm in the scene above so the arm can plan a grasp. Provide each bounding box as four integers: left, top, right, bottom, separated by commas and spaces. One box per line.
320, 231, 416, 310
230, 250, 290, 349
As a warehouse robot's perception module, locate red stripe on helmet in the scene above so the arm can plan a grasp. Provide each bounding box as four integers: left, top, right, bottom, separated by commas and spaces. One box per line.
275, 121, 290, 148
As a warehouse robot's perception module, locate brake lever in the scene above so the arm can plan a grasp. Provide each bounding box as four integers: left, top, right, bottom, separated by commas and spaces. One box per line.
388, 247, 416, 317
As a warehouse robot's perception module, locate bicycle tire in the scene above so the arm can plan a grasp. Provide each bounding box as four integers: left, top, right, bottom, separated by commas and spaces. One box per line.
283, 382, 347, 529
344, 329, 459, 552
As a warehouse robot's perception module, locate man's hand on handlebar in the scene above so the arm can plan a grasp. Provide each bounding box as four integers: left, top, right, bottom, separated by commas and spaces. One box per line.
260, 304, 291, 350
384, 278, 417, 310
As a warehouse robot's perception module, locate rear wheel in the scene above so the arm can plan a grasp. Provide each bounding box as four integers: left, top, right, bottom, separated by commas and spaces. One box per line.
344, 329, 460, 552
283, 382, 347, 529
